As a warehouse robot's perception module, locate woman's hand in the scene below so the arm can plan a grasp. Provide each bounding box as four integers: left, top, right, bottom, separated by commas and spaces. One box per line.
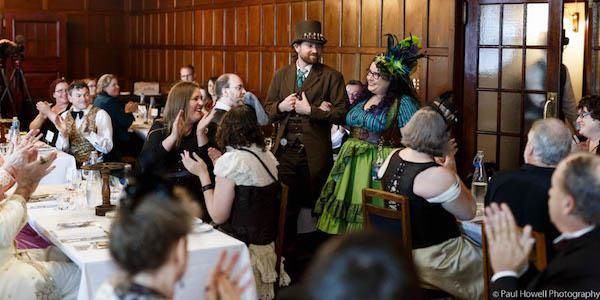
124, 101, 138, 113
208, 147, 223, 164
181, 150, 208, 177
197, 108, 217, 133
14, 151, 57, 201
170, 109, 185, 139
205, 251, 251, 300
3, 130, 42, 174
36, 101, 52, 117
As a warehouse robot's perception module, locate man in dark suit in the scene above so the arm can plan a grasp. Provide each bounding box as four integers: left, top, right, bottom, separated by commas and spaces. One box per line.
485, 118, 572, 258
485, 153, 600, 298
264, 20, 348, 279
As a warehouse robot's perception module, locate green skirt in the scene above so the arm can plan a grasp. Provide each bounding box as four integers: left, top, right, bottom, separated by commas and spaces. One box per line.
314, 138, 393, 234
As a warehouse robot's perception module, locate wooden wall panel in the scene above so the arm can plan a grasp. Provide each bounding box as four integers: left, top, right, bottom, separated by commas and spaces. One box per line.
342, 0, 359, 47
125, 0, 456, 102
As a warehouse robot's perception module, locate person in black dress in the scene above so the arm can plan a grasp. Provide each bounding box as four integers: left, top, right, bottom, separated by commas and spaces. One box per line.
139, 81, 214, 218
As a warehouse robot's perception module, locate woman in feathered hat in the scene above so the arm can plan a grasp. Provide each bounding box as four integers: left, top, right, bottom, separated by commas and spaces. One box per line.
314, 35, 422, 234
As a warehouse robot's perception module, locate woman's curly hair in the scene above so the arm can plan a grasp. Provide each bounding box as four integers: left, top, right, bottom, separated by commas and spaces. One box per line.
216, 105, 266, 150
577, 95, 600, 121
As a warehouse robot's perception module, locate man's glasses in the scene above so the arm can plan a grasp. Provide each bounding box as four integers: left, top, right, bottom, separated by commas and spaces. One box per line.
366, 69, 382, 80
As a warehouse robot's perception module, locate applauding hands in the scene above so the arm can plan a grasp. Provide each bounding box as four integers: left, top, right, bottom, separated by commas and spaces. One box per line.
205, 251, 251, 300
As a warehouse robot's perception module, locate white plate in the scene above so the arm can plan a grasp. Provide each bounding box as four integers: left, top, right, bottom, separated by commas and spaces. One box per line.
192, 223, 213, 234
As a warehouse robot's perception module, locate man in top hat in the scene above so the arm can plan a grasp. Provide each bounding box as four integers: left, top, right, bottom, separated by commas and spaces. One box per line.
264, 20, 348, 274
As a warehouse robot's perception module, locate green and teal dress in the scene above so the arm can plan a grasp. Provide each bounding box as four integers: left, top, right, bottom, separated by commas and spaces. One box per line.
314, 95, 419, 234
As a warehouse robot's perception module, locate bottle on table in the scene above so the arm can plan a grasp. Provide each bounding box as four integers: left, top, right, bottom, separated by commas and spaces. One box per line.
8, 117, 20, 153
471, 150, 487, 217
85, 151, 102, 208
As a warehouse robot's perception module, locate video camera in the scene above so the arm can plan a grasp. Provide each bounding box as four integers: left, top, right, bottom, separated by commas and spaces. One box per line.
0, 35, 25, 61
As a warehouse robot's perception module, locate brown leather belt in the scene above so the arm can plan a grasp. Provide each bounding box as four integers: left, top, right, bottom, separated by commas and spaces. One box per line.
350, 127, 381, 144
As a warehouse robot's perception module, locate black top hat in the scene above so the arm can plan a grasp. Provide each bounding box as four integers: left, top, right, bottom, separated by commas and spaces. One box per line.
292, 20, 327, 46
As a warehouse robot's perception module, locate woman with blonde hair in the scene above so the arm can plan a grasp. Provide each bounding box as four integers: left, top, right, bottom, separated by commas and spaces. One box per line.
93, 74, 138, 161
378, 107, 482, 299
139, 81, 214, 218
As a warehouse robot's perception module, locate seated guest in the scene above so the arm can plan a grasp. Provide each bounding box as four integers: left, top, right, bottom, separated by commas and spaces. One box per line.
486, 118, 571, 258
575, 95, 600, 155
345, 79, 363, 105
199, 85, 213, 115
55, 81, 113, 165
486, 153, 600, 295
138, 81, 213, 217
29, 78, 70, 146
95, 180, 193, 299
93, 74, 138, 161
83, 77, 97, 103
182, 105, 290, 299
0, 149, 81, 300
207, 76, 218, 103
378, 108, 482, 299
180, 64, 195, 82
206, 73, 268, 147
281, 232, 421, 300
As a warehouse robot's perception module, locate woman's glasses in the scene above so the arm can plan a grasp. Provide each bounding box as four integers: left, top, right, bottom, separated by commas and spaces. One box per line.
366, 69, 382, 80
577, 111, 592, 119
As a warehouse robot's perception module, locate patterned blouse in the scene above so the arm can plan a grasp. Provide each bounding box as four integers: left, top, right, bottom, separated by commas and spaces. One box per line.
346, 94, 419, 132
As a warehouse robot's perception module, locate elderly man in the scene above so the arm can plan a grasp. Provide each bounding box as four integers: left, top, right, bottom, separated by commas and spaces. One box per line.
206, 73, 268, 147
0, 148, 80, 299
485, 118, 572, 257
180, 65, 195, 82
486, 153, 600, 296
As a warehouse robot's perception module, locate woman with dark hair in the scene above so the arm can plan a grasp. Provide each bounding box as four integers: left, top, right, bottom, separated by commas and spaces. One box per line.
29, 78, 70, 146
93, 74, 138, 161
206, 76, 218, 104
378, 108, 481, 298
139, 81, 214, 217
181, 105, 290, 299
576, 95, 600, 155
288, 232, 421, 300
314, 35, 421, 234
94, 181, 192, 299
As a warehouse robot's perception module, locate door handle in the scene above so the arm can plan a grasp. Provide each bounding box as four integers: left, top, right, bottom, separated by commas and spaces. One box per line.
543, 92, 558, 119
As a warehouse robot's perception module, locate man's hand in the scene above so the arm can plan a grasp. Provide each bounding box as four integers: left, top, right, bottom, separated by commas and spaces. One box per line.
14, 151, 57, 200
294, 92, 311, 115
278, 93, 298, 113
484, 203, 535, 274
318, 101, 332, 112
54, 115, 68, 137
124, 101, 138, 113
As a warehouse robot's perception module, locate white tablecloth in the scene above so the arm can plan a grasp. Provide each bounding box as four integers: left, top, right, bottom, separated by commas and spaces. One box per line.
39, 150, 77, 185
26, 185, 257, 300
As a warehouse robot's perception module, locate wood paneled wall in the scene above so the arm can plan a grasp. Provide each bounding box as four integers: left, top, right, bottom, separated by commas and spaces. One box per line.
1, 0, 127, 84
126, 0, 456, 102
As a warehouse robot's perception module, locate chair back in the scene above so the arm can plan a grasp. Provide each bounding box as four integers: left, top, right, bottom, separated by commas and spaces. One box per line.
482, 223, 547, 300
274, 183, 288, 288
362, 188, 412, 255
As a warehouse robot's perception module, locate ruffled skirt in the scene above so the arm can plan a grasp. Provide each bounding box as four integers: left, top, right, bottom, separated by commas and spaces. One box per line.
314, 138, 393, 234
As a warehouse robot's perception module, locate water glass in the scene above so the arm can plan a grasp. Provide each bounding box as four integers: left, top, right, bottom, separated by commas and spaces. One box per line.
57, 192, 72, 210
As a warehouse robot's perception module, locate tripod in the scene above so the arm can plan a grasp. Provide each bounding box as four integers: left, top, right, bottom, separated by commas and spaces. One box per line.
0, 56, 33, 118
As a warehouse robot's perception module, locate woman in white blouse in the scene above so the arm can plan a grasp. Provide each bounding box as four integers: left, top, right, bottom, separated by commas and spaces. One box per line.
0, 141, 80, 299
182, 104, 289, 300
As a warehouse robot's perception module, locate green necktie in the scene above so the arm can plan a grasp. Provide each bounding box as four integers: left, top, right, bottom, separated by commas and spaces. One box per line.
296, 68, 307, 89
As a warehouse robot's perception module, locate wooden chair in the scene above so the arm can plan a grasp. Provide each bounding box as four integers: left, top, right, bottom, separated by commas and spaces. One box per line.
362, 188, 454, 299
274, 183, 288, 293
482, 223, 547, 300
362, 188, 412, 256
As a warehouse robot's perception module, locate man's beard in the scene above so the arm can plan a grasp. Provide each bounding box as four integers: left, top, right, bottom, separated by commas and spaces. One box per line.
299, 52, 320, 64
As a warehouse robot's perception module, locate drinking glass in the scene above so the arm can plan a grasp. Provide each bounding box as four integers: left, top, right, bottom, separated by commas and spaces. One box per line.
0, 143, 10, 156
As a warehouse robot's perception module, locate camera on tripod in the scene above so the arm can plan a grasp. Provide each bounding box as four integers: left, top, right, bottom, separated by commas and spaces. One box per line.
0, 35, 25, 62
